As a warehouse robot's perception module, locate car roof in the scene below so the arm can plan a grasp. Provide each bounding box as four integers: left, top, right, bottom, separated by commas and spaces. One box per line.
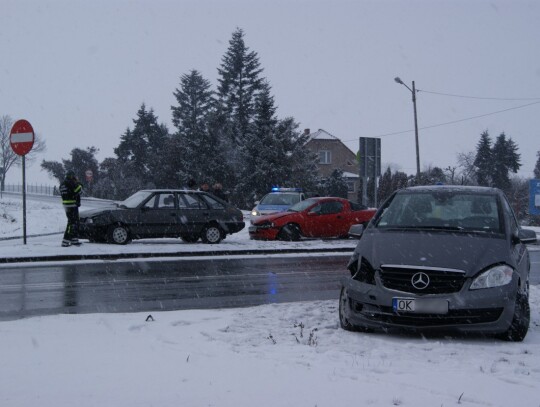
267, 191, 303, 194
140, 189, 205, 193
398, 185, 502, 195
305, 196, 346, 202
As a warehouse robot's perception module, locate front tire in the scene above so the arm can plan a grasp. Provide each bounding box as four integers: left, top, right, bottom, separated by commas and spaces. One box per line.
201, 224, 224, 244
108, 224, 130, 245
500, 293, 530, 342
277, 224, 301, 241
339, 287, 355, 331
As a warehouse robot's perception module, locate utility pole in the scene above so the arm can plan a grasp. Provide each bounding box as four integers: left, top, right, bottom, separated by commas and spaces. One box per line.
394, 77, 421, 181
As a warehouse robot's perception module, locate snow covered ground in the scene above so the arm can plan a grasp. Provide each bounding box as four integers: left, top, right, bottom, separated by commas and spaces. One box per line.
1, 194, 540, 406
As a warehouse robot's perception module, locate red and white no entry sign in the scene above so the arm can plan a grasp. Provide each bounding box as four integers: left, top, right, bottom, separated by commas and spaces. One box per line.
10, 119, 35, 156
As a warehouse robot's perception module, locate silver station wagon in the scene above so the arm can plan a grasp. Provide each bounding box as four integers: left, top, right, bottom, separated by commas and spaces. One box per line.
339, 185, 537, 341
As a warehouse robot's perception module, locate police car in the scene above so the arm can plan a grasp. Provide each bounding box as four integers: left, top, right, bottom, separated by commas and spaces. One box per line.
251, 188, 308, 218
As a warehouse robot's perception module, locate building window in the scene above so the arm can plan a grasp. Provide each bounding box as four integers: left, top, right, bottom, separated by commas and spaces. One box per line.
319, 150, 331, 164
347, 181, 356, 192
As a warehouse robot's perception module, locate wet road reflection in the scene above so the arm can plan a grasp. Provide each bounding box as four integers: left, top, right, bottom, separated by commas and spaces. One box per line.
0, 255, 350, 319
1, 250, 538, 320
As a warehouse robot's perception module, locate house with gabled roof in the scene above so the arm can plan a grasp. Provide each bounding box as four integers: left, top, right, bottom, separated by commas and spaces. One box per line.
304, 128, 359, 202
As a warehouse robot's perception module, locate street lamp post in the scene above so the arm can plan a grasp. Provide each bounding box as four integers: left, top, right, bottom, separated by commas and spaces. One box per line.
394, 77, 420, 181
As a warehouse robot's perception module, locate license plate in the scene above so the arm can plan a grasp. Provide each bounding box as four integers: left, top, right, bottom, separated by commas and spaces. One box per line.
248, 226, 257, 233
393, 298, 448, 314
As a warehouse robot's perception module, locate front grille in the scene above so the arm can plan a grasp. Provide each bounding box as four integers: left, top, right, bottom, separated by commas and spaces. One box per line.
379, 266, 466, 294
358, 304, 503, 326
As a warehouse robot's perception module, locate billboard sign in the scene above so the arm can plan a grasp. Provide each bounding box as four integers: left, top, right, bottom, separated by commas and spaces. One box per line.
359, 137, 381, 178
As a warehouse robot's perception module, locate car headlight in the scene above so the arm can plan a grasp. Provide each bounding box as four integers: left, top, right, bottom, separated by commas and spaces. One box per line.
255, 221, 275, 229
470, 265, 514, 290
87, 215, 107, 225
251, 210, 260, 216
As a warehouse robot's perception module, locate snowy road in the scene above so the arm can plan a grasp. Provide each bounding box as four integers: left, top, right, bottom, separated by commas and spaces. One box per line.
0, 253, 350, 320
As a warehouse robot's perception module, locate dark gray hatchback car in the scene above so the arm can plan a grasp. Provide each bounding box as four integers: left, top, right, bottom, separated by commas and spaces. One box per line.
340, 185, 537, 341
79, 189, 245, 244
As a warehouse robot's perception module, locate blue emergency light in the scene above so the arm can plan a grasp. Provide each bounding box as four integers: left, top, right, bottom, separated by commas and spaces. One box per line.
271, 187, 302, 192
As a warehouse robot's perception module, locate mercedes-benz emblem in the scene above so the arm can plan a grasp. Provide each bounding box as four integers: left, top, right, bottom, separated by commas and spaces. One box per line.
411, 272, 430, 290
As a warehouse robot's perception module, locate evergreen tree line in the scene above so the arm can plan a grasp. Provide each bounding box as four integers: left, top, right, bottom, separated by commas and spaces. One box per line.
35, 28, 540, 216
41, 28, 324, 207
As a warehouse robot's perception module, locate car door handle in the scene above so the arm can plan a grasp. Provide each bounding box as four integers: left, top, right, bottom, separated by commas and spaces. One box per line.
170, 213, 176, 216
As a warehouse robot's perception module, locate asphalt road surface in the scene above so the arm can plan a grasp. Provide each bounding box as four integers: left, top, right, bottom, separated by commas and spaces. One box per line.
0, 254, 351, 320
1, 251, 538, 320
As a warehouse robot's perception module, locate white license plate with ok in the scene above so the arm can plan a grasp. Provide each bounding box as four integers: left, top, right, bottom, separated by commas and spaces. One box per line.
392, 298, 448, 314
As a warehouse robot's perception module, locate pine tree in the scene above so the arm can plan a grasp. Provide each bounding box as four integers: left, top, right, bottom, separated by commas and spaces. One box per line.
41, 147, 99, 192
279, 117, 319, 192
217, 28, 263, 146
534, 151, 540, 179
114, 104, 169, 188
504, 136, 521, 173
426, 166, 446, 184
235, 81, 279, 204
170, 70, 223, 186
473, 131, 493, 186
377, 167, 393, 203
233, 81, 319, 207
93, 157, 142, 200
492, 133, 521, 191
392, 170, 409, 191
325, 169, 349, 199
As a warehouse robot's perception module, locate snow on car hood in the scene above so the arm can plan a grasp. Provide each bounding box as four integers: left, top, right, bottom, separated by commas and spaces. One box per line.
254, 211, 296, 223
257, 204, 290, 212
79, 206, 117, 218
355, 229, 512, 277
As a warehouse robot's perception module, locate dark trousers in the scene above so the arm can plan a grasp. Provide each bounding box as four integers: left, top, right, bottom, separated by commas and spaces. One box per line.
63, 206, 80, 241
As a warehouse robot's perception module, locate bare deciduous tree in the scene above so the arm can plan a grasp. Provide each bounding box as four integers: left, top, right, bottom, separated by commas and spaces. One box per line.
455, 151, 477, 185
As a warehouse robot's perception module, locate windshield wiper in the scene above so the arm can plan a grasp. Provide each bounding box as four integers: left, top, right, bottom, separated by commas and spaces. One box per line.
382, 225, 465, 231
421, 225, 465, 231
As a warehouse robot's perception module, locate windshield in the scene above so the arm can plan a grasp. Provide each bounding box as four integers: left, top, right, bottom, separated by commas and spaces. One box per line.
260, 193, 301, 206
287, 198, 319, 212
375, 191, 502, 233
120, 191, 154, 208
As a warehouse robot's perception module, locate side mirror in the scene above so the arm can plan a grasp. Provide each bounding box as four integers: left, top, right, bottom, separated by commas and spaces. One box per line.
254, 200, 260, 205
517, 228, 537, 245
348, 224, 365, 239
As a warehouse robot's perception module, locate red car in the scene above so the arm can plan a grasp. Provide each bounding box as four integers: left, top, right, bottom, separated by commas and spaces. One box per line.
249, 197, 377, 240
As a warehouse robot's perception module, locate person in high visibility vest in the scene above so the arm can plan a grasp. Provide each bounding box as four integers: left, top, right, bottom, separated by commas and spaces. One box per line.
59, 170, 83, 247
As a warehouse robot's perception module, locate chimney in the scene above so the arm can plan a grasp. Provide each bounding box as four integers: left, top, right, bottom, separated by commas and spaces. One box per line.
304, 128, 310, 136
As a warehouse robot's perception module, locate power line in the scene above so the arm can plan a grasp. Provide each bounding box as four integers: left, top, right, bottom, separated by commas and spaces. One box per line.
340, 100, 540, 142
417, 89, 540, 101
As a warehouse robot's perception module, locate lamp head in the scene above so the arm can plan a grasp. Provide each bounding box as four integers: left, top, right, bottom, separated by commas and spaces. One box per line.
394, 77, 403, 85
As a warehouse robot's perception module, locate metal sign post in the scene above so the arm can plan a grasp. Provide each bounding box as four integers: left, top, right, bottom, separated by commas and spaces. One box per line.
9, 119, 35, 245
359, 137, 381, 207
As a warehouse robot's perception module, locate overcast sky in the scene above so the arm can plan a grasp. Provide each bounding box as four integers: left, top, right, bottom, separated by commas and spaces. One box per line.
2, 0, 539, 186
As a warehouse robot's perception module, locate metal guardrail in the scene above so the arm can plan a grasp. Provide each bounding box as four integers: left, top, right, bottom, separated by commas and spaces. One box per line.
2, 184, 56, 196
